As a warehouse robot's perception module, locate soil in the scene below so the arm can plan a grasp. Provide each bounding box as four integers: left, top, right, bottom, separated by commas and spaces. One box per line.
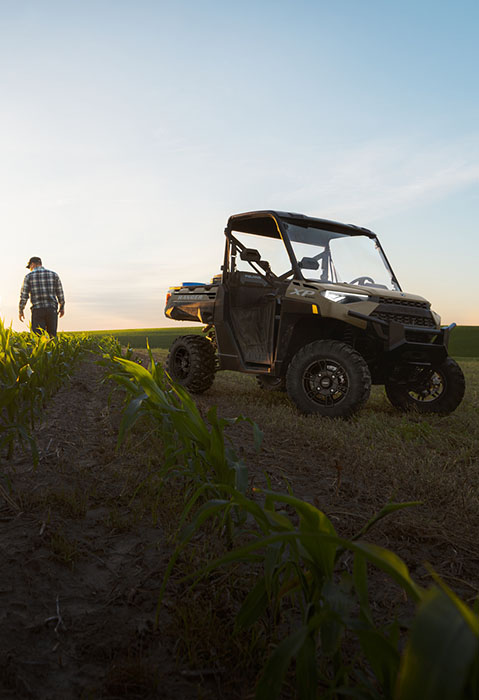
1, 355, 478, 698
0, 359, 214, 700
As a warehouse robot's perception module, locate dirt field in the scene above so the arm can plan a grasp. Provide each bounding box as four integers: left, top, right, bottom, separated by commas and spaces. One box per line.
1, 352, 478, 698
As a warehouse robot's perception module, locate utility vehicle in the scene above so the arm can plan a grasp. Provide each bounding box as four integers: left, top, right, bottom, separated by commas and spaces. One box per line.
164, 210, 465, 418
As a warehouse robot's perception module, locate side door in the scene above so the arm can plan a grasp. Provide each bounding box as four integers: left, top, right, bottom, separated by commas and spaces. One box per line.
223, 231, 291, 366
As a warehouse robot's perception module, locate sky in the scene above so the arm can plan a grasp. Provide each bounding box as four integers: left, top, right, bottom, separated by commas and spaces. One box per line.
1, 0, 478, 331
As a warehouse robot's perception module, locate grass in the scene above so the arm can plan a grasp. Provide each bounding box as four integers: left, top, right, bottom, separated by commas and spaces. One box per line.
25, 487, 90, 519
448, 325, 479, 357
221, 358, 479, 502
146, 350, 479, 557
68, 325, 479, 356
49, 530, 80, 568
103, 348, 479, 580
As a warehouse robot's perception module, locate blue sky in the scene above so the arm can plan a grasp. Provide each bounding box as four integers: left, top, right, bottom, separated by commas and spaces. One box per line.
1, 0, 478, 330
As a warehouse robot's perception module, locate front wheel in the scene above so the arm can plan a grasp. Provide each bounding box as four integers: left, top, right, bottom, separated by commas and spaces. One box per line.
166, 335, 216, 393
385, 358, 465, 414
286, 340, 371, 418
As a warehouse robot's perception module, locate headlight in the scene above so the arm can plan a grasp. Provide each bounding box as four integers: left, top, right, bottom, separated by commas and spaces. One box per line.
321, 290, 369, 303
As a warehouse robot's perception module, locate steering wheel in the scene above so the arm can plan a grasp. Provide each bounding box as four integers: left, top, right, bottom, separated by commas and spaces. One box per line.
279, 269, 294, 281
349, 276, 375, 285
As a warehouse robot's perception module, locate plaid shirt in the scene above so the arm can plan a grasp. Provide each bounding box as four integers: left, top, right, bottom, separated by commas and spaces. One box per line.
19, 267, 65, 313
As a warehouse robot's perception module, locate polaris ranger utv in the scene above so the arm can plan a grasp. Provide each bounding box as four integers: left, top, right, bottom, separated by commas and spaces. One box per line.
164, 210, 465, 418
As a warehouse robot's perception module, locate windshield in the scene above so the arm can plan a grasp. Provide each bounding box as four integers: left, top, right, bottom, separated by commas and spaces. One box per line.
283, 222, 400, 291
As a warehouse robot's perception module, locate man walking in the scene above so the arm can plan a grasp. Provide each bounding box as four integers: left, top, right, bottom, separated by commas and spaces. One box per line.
19, 257, 65, 337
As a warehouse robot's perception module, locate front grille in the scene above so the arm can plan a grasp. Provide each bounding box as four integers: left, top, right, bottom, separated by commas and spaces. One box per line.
371, 297, 436, 328
373, 311, 436, 327
376, 296, 430, 309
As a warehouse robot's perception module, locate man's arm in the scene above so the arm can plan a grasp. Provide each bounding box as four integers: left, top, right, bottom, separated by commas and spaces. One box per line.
19, 276, 30, 322
56, 274, 65, 317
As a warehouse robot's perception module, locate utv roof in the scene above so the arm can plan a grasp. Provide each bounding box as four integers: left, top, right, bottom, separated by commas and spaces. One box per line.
227, 210, 375, 239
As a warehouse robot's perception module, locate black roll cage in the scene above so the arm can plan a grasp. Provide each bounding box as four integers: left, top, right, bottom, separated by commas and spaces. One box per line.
222, 210, 402, 290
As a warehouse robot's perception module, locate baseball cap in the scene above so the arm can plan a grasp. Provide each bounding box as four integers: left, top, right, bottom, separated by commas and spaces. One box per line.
26, 256, 42, 268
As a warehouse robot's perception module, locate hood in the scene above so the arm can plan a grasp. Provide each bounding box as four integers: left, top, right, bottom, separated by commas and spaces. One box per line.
313, 282, 430, 305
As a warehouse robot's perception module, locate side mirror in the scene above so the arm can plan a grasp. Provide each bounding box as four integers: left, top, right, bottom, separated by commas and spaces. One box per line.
257, 260, 271, 272
240, 248, 262, 263
299, 257, 319, 270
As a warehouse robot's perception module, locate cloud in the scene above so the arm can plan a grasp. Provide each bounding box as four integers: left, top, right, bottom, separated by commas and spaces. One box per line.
275, 136, 479, 222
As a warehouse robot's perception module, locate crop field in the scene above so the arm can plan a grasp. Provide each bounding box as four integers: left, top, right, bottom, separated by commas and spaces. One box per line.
448, 325, 479, 357
74, 326, 205, 350
1, 325, 479, 698
75, 325, 479, 356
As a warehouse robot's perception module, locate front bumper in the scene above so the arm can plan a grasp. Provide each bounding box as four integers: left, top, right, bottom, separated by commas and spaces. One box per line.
348, 309, 455, 365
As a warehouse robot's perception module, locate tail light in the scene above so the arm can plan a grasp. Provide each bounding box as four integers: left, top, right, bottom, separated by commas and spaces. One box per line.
166, 286, 181, 304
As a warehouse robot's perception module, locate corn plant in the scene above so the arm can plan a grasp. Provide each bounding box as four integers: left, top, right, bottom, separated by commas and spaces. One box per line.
0, 321, 107, 463
109, 348, 262, 498
165, 487, 479, 700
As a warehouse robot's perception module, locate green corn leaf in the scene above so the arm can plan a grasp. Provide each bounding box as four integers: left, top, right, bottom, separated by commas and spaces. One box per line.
114, 357, 165, 401
295, 631, 318, 700
183, 533, 301, 582
257, 490, 338, 577
108, 373, 140, 394
321, 577, 355, 656
179, 497, 231, 544
167, 394, 212, 444
146, 340, 155, 369
117, 394, 148, 446
183, 531, 349, 599
352, 501, 422, 541
236, 417, 264, 452
263, 484, 275, 511
252, 421, 263, 452
349, 541, 423, 603
396, 587, 479, 700
265, 508, 295, 531
427, 568, 479, 636
232, 456, 248, 493
357, 627, 400, 696
206, 405, 229, 480
16, 364, 33, 383
235, 577, 269, 631
255, 624, 310, 700
353, 552, 372, 624
264, 540, 283, 597
229, 489, 277, 534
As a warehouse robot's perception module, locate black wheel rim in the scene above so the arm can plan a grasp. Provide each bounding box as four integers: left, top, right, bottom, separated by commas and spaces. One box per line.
173, 347, 190, 380
408, 370, 445, 403
303, 358, 349, 406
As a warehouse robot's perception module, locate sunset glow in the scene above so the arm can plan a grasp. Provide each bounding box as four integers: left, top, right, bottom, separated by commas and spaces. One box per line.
1, 0, 478, 331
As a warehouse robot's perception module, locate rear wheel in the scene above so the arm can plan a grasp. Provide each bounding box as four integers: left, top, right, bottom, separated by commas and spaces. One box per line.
385, 358, 465, 414
166, 335, 216, 393
286, 340, 371, 418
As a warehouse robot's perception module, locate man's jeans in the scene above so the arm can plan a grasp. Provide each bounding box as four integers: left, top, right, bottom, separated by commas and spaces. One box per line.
31, 307, 58, 337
